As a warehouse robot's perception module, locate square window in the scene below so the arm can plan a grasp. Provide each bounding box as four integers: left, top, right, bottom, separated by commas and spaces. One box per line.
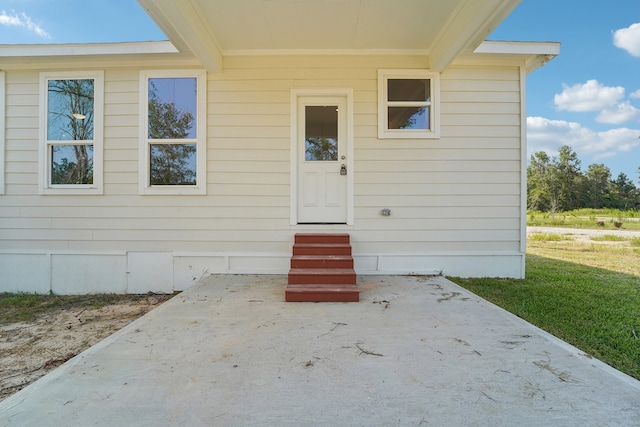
378, 70, 440, 139
139, 70, 206, 195
39, 71, 103, 194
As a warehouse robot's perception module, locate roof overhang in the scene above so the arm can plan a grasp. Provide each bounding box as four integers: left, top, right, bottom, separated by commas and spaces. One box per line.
0, 41, 199, 70
466, 40, 560, 73
136, 0, 523, 73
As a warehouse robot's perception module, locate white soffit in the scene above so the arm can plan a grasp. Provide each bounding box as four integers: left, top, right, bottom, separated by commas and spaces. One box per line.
137, 0, 522, 72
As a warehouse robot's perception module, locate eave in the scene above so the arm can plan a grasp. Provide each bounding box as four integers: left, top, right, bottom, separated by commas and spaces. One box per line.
137, 0, 522, 73
0, 41, 199, 70
470, 41, 560, 73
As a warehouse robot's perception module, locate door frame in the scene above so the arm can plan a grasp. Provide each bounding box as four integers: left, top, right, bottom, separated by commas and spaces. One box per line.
290, 88, 354, 226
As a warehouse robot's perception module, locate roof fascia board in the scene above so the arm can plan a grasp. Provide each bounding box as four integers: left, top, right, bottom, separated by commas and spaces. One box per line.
428, 0, 521, 72
137, 0, 223, 72
0, 41, 178, 58
475, 40, 561, 56
472, 40, 560, 73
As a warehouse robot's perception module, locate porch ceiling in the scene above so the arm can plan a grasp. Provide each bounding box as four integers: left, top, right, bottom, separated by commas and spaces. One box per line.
137, 0, 522, 72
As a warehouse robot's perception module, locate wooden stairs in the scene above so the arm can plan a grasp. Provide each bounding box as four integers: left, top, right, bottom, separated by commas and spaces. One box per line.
285, 233, 359, 302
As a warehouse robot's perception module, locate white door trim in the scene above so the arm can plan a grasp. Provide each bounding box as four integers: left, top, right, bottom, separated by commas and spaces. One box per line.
290, 88, 354, 226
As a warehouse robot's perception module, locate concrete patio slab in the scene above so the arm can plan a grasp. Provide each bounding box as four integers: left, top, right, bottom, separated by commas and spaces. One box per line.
1, 275, 639, 426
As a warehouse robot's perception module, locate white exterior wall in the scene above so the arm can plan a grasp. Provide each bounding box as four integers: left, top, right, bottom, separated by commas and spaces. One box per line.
0, 56, 525, 294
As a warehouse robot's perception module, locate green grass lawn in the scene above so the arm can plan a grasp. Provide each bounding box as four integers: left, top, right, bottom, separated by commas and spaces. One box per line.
452, 237, 640, 380
528, 209, 640, 230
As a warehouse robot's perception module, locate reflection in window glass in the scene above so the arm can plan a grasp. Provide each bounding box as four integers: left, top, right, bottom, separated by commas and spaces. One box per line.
148, 77, 197, 139
51, 145, 94, 184
47, 79, 94, 141
388, 106, 429, 130
150, 144, 197, 185
388, 79, 430, 102
305, 106, 338, 161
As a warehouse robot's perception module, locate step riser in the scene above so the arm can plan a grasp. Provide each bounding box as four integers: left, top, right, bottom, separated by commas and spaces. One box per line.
286, 291, 359, 303
294, 233, 350, 244
285, 284, 359, 303
291, 258, 354, 269
288, 274, 356, 285
293, 245, 352, 256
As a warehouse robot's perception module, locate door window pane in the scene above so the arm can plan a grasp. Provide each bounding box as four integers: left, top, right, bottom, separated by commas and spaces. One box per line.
305, 106, 338, 161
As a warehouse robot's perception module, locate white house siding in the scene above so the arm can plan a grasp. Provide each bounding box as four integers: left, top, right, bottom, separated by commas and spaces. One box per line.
0, 55, 525, 294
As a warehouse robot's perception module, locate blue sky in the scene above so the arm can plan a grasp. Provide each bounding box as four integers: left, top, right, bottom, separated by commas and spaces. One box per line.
2, 0, 640, 182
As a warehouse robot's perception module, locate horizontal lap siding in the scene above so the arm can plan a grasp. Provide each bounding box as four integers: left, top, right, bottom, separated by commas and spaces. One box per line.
1, 58, 522, 257
353, 65, 522, 253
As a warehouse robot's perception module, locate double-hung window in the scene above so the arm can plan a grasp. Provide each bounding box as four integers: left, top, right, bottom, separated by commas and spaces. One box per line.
39, 71, 104, 194
378, 69, 440, 139
139, 70, 206, 195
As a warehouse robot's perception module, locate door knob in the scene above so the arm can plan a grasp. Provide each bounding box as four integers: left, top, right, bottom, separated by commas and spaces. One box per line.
340, 164, 347, 175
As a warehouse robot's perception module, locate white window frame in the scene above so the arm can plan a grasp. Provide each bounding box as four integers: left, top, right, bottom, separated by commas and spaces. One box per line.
0, 71, 5, 195
39, 71, 104, 195
139, 69, 206, 195
378, 69, 440, 139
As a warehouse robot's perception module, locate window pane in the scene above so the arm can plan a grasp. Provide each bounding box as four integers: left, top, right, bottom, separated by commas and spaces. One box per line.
51, 145, 94, 184
150, 144, 197, 185
388, 107, 429, 130
47, 79, 94, 141
305, 106, 338, 161
388, 79, 430, 102
148, 78, 197, 139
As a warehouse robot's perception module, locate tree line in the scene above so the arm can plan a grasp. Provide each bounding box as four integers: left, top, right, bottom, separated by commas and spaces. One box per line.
527, 145, 639, 212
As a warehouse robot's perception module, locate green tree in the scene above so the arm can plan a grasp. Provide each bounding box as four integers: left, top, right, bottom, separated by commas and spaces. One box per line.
527, 151, 552, 211
610, 172, 636, 210
553, 145, 582, 211
583, 163, 611, 209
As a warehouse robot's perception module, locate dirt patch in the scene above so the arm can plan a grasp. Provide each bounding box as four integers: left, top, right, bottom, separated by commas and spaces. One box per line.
0, 294, 172, 402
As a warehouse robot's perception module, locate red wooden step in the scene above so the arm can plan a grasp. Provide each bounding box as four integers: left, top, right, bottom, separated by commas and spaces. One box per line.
288, 268, 356, 285
290, 255, 354, 269
293, 243, 352, 256
285, 284, 360, 302
286, 233, 358, 302
294, 233, 350, 244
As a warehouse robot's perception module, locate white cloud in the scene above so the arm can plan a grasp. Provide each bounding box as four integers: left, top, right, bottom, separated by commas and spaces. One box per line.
526, 116, 640, 161
554, 80, 624, 112
613, 22, 640, 57
630, 90, 640, 99
0, 10, 50, 38
596, 101, 640, 124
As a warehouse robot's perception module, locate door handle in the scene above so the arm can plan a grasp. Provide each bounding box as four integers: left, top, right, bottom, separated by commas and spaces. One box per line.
340, 164, 347, 175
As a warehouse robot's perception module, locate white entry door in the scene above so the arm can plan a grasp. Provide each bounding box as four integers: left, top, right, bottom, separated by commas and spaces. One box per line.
297, 96, 348, 223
